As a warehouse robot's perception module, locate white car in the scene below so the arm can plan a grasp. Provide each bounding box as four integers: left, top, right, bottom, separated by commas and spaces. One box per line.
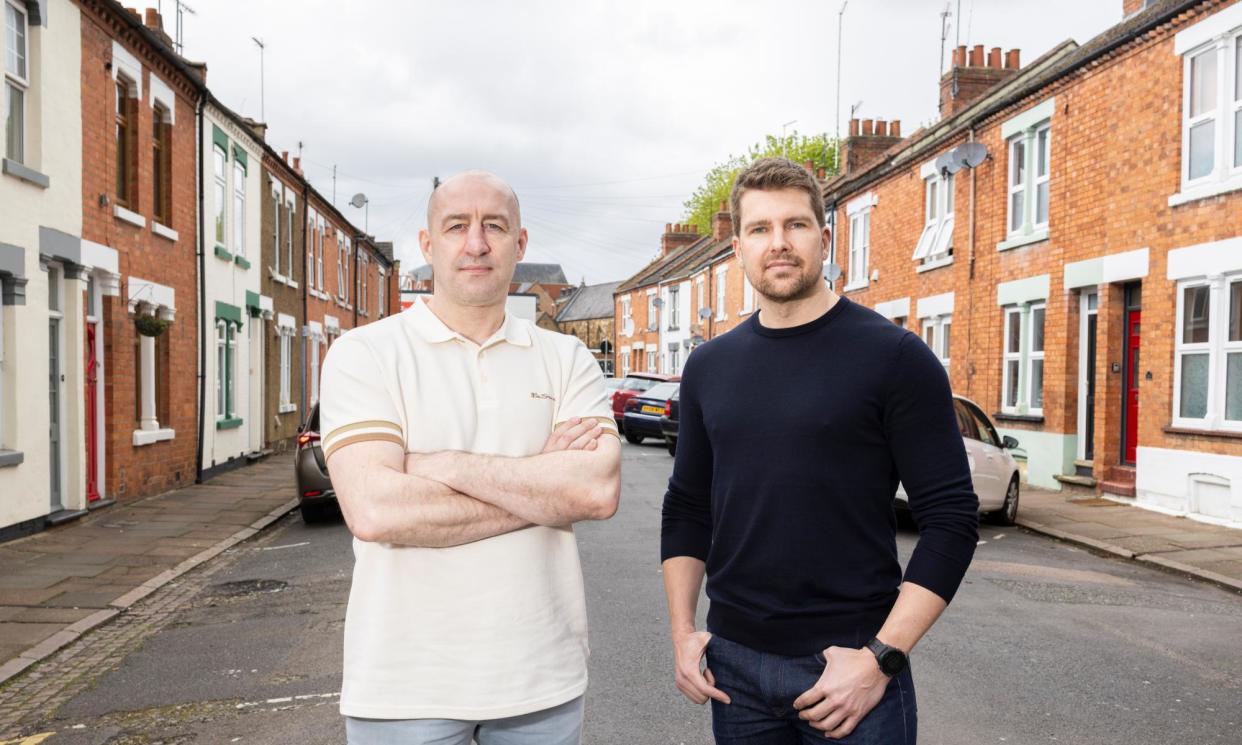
895, 395, 1021, 525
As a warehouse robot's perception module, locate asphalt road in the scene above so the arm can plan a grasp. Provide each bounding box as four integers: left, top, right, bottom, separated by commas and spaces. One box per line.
9, 441, 1242, 744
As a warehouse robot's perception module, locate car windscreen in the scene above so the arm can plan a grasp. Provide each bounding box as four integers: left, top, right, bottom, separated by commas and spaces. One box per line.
643, 382, 679, 401
624, 377, 657, 391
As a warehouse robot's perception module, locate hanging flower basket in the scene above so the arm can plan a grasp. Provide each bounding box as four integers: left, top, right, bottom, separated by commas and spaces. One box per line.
135, 315, 170, 337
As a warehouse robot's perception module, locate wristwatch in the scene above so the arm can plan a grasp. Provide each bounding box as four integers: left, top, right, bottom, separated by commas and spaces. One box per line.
865, 637, 908, 677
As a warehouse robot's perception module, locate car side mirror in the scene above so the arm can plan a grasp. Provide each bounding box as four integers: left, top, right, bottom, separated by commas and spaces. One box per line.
1002, 435, 1020, 450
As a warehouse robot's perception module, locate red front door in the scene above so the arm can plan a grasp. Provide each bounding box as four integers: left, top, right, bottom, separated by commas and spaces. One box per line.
1123, 309, 1141, 464
85, 323, 100, 502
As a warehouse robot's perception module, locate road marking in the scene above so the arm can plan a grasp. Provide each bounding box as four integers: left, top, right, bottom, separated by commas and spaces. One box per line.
261, 541, 310, 551
993, 533, 1007, 540
235, 691, 340, 709
977, 540, 987, 546
0, 734, 56, 744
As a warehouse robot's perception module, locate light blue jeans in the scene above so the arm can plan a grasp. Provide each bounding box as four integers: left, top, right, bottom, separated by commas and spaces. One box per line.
345, 696, 584, 745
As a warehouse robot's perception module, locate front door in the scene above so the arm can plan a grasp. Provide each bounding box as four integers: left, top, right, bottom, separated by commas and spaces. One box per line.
1078, 291, 1098, 461
49, 319, 63, 512
1122, 283, 1141, 465
85, 322, 100, 502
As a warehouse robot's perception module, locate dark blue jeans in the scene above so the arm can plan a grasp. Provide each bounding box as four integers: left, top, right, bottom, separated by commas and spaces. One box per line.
705, 633, 917, 744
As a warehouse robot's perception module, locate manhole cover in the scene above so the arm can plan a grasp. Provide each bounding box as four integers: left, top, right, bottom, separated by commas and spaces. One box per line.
207, 579, 290, 597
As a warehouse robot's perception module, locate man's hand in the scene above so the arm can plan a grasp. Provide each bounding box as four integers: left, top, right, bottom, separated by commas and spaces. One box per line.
792, 646, 889, 738
672, 630, 731, 706
542, 417, 605, 453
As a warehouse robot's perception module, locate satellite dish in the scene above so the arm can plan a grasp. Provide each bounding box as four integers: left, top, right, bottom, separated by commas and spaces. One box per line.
957, 142, 988, 168
349, 193, 368, 209
824, 263, 842, 282
934, 152, 960, 175
697, 307, 712, 320
652, 297, 665, 309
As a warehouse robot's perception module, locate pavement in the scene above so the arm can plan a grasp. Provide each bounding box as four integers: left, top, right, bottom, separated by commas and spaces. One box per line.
0, 454, 298, 687
1, 454, 1240, 692
1017, 486, 1242, 594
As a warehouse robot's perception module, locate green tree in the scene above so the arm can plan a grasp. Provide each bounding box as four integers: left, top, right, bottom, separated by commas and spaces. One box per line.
683, 132, 839, 236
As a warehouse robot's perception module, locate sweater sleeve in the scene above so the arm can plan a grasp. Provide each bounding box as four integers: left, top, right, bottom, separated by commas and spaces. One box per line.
883, 334, 979, 603
660, 348, 714, 563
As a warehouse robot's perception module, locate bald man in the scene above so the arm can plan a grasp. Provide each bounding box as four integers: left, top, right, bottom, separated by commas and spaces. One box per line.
320, 171, 622, 744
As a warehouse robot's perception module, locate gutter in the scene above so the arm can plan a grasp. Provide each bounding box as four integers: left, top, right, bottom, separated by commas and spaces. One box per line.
194, 94, 207, 483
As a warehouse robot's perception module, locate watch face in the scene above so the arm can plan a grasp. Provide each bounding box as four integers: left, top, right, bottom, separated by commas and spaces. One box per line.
880, 650, 906, 676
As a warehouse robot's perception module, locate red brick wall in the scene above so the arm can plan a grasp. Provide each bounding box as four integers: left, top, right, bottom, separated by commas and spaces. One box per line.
81, 4, 200, 498
261, 160, 305, 450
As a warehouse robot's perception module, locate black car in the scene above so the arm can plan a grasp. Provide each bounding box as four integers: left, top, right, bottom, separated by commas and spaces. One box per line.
660, 388, 680, 455
621, 381, 680, 445
294, 403, 338, 523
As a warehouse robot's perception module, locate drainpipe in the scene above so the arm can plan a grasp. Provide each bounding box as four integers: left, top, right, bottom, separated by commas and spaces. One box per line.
966, 125, 977, 398
194, 96, 207, 483
826, 200, 838, 291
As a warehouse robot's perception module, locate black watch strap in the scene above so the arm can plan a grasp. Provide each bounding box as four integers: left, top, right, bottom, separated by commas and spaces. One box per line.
866, 637, 908, 677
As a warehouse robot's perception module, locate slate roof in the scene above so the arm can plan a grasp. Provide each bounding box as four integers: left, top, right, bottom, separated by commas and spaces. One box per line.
557, 281, 623, 323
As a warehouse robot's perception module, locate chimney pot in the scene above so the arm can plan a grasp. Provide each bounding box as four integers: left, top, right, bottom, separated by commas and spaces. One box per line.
281, 150, 289, 163
953, 45, 967, 67
816, 167, 826, 179
875, 120, 888, 138
804, 159, 814, 173
1005, 49, 1021, 69
665, 223, 672, 233
849, 119, 860, 137
970, 44, 984, 67
719, 199, 728, 211
891, 120, 901, 138
989, 47, 1002, 69
861, 118, 874, 136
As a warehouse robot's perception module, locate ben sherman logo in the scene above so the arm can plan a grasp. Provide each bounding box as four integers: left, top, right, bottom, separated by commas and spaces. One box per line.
530, 392, 556, 401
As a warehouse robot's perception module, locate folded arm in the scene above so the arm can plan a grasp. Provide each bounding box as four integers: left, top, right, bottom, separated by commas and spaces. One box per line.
405, 418, 622, 525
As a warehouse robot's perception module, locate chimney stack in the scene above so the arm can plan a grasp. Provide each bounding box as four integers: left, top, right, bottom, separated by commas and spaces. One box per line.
711, 200, 733, 241
840, 117, 904, 175
661, 221, 700, 257
292, 157, 303, 176
939, 45, 1022, 119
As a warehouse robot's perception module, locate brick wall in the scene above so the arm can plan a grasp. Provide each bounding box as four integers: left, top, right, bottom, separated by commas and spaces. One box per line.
80, 3, 200, 499
261, 160, 305, 451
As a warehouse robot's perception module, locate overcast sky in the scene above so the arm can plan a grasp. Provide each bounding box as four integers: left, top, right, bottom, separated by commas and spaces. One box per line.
149, 0, 1120, 285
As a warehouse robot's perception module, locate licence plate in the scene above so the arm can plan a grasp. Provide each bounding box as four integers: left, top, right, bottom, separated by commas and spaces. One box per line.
641, 405, 664, 415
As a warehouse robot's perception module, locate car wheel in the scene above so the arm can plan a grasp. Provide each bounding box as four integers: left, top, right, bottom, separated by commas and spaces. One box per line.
624, 432, 644, 445
300, 501, 332, 524
987, 477, 1019, 525
666, 437, 676, 456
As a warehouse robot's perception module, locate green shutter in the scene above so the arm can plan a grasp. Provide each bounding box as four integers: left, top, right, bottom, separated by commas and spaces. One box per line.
212, 124, 228, 153
232, 146, 248, 173
215, 300, 243, 327
245, 290, 262, 317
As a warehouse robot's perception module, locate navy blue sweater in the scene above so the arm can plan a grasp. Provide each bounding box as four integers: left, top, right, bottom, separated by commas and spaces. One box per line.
661, 297, 979, 656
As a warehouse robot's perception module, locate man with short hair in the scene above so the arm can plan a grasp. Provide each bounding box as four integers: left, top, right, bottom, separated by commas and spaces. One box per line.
662, 157, 979, 743
321, 170, 621, 744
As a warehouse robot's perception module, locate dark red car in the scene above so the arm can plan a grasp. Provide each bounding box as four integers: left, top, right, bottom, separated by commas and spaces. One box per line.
611, 373, 671, 433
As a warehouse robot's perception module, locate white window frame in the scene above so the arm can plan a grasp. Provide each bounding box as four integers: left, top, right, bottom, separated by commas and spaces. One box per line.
215, 320, 227, 420
696, 276, 706, 322
1001, 302, 1046, 416
647, 349, 656, 372
846, 209, 870, 290
913, 166, 955, 267
279, 330, 291, 408
377, 267, 385, 318
667, 285, 679, 330
285, 195, 296, 282
741, 271, 754, 314
715, 266, 727, 320
621, 295, 633, 336
1171, 18, 1242, 206
213, 146, 227, 247
232, 159, 246, 257
646, 289, 657, 331
922, 315, 952, 368
1172, 274, 1242, 431
4, 0, 29, 164
669, 345, 680, 374
620, 350, 631, 377
316, 221, 325, 291
1004, 121, 1051, 243
270, 184, 282, 276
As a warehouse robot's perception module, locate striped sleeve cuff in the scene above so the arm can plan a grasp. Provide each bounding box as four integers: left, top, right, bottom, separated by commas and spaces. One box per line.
322, 420, 405, 459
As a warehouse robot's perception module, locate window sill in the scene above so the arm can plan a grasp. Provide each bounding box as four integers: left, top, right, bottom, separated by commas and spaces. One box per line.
1168, 177, 1242, 207
2, 159, 50, 189
1163, 424, 1242, 440
114, 205, 146, 229
997, 230, 1049, 252
233, 255, 251, 270
132, 428, 175, 447
993, 412, 1045, 424
214, 245, 233, 262
268, 267, 288, 284
152, 221, 178, 242
842, 279, 869, 293
737, 309, 753, 318
278, 403, 298, 414
917, 256, 954, 273
0, 449, 25, 468
216, 417, 244, 430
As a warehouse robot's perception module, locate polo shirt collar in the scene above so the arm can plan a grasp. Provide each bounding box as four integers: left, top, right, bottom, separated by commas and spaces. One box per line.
408, 296, 531, 348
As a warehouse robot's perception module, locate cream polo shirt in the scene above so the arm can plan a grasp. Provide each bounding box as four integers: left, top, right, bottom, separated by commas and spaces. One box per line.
319, 297, 618, 720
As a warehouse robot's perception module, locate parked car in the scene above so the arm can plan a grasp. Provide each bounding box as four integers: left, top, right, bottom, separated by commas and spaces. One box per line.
621, 381, 681, 445
603, 377, 625, 394
660, 388, 680, 456
294, 403, 338, 523
610, 372, 672, 432
895, 395, 1022, 525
